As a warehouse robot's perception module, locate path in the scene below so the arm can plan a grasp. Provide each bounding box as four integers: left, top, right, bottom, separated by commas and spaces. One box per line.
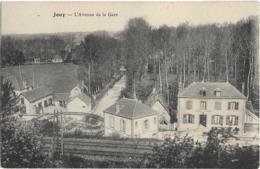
93, 75, 126, 117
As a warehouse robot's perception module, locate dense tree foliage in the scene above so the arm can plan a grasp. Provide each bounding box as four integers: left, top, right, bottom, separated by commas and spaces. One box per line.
145, 128, 259, 169
75, 34, 121, 95
1, 77, 51, 167
120, 16, 259, 118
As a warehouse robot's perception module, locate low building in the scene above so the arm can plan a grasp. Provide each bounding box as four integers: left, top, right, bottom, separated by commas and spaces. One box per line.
20, 87, 53, 114
67, 93, 92, 113
52, 55, 63, 63
104, 98, 159, 138
145, 91, 171, 125
34, 58, 41, 64
244, 101, 259, 135
177, 82, 247, 134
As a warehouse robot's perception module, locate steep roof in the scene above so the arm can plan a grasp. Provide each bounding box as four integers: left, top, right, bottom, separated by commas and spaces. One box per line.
178, 82, 246, 99
68, 93, 91, 105
145, 93, 169, 112
104, 98, 158, 119
21, 87, 52, 102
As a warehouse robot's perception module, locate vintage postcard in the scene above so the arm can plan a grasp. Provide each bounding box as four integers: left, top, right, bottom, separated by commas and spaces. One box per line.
1, 1, 259, 168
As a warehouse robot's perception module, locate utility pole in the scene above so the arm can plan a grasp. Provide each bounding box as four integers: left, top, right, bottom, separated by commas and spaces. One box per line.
60, 111, 64, 157
88, 62, 91, 95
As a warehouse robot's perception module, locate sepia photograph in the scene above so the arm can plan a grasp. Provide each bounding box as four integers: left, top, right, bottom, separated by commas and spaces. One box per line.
1, 1, 259, 168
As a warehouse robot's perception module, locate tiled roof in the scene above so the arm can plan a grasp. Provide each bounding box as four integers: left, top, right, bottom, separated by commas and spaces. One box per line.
21, 87, 52, 102
53, 93, 70, 102
178, 82, 246, 99
104, 98, 158, 119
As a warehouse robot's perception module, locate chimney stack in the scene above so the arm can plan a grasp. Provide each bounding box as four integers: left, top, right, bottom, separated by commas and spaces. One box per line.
242, 82, 245, 95
116, 104, 120, 114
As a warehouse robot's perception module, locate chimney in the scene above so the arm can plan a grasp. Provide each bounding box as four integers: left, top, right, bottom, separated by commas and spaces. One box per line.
178, 81, 183, 94
152, 87, 156, 94
242, 82, 245, 95
116, 104, 120, 114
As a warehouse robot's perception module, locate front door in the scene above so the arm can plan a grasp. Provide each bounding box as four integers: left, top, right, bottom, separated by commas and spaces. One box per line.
200, 114, 207, 127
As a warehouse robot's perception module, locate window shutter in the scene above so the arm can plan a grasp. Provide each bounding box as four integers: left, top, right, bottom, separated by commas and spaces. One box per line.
220, 116, 223, 125
228, 103, 231, 110
235, 102, 239, 110
235, 116, 238, 125
191, 115, 194, 123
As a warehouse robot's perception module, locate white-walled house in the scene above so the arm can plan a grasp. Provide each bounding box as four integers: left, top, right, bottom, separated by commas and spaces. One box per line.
104, 98, 159, 138
20, 87, 53, 114
177, 82, 247, 134
52, 55, 63, 63
146, 93, 171, 125
67, 93, 92, 113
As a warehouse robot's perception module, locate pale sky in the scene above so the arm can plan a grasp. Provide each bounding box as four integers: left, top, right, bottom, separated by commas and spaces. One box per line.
2, 2, 259, 35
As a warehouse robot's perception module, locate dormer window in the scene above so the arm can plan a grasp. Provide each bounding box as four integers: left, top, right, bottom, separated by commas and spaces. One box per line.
214, 88, 221, 96
200, 88, 206, 97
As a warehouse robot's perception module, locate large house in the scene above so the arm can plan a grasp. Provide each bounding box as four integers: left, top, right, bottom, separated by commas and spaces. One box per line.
104, 98, 159, 138
177, 82, 247, 134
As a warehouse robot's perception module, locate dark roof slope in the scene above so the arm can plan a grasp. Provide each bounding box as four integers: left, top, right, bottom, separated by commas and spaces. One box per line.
21, 87, 52, 102
104, 98, 158, 119
1, 63, 80, 93
68, 93, 91, 105
178, 82, 246, 99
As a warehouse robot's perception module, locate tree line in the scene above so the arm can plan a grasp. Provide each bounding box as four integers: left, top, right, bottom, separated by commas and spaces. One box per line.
1, 16, 259, 111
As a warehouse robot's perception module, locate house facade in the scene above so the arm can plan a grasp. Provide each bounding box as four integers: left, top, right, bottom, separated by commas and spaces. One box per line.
20, 87, 53, 114
104, 98, 159, 138
177, 82, 247, 134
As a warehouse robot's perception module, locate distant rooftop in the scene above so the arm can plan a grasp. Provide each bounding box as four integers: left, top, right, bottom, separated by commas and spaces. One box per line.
104, 98, 158, 119
178, 82, 246, 99
21, 87, 52, 102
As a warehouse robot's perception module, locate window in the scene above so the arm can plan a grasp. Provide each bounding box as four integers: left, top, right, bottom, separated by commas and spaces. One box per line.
200, 101, 207, 110
44, 100, 48, 107
109, 116, 115, 128
38, 102, 42, 108
215, 101, 222, 110
228, 102, 239, 110
59, 100, 63, 106
49, 98, 52, 105
21, 97, 24, 104
135, 121, 138, 129
200, 90, 206, 97
82, 106, 86, 108
183, 114, 195, 123
120, 119, 126, 132
211, 115, 223, 125
214, 89, 222, 96
154, 117, 157, 124
226, 116, 238, 125
186, 100, 192, 110
144, 120, 149, 129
